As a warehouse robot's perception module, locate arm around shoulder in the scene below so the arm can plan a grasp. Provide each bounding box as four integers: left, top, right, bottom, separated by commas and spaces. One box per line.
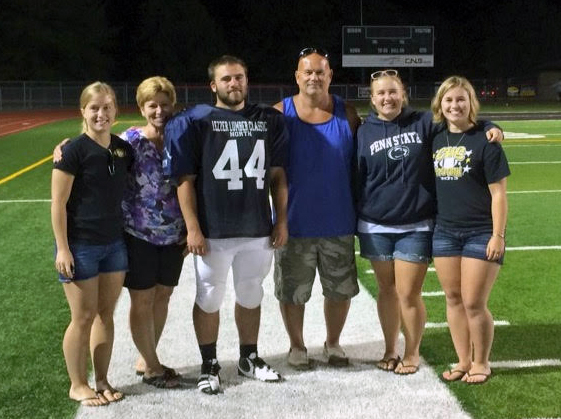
344, 102, 361, 135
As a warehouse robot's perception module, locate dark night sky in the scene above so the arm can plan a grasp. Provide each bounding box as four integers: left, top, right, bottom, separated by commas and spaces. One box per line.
1, 0, 560, 84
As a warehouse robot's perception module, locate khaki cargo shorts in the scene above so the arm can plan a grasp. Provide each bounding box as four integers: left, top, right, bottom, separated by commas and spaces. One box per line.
274, 235, 359, 304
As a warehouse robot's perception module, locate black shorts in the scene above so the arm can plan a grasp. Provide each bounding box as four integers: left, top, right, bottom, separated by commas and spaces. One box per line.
124, 232, 185, 290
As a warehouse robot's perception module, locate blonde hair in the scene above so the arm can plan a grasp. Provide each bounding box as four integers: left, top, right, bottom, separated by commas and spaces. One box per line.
431, 76, 480, 125
79, 81, 118, 133
136, 76, 177, 108
370, 71, 409, 109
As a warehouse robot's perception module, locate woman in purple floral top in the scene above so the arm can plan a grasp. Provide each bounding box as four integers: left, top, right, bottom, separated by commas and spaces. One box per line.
121, 76, 185, 389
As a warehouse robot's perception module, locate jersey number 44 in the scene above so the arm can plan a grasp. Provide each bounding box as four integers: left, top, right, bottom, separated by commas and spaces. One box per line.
212, 139, 266, 190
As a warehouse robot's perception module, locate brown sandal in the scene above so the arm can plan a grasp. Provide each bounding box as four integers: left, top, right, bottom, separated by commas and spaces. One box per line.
441, 369, 467, 382
376, 356, 401, 371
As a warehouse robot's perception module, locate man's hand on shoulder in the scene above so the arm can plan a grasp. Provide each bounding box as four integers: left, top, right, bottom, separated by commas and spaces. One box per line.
53, 138, 71, 163
486, 127, 504, 143
344, 103, 361, 135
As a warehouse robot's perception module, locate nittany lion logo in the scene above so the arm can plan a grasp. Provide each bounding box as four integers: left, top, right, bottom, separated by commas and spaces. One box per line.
387, 145, 410, 161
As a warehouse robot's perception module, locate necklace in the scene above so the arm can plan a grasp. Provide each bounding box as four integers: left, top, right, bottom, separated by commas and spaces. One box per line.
446, 131, 466, 148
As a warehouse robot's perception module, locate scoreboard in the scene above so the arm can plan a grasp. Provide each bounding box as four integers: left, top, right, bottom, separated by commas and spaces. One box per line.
342, 26, 434, 68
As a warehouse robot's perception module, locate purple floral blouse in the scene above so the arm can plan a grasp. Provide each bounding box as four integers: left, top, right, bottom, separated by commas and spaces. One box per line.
121, 128, 185, 245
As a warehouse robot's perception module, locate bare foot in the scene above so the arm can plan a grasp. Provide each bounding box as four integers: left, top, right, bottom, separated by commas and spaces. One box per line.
135, 356, 147, 375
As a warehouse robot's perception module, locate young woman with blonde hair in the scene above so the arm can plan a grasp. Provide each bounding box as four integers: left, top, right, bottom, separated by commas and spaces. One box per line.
431, 76, 509, 384
52, 82, 133, 406
357, 70, 503, 375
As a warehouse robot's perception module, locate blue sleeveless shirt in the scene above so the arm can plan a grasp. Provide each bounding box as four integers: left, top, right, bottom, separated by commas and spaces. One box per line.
283, 95, 356, 237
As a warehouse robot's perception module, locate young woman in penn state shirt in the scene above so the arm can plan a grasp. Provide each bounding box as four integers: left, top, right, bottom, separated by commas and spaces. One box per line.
356, 70, 503, 375
51, 82, 133, 406
431, 76, 509, 384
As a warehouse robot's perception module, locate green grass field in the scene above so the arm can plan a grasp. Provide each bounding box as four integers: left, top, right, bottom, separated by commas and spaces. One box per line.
0, 113, 560, 418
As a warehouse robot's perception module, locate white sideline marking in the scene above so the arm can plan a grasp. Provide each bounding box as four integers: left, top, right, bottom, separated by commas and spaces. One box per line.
426, 320, 510, 329
509, 190, 561, 194
422, 291, 445, 297
507, 246, 561, 251
503, 144, 561, 147
0, 199, 51, 203
509, 161, 561, 164
490, 359, 561, 369
508, 190, 561, 194
504, 132, 545, 139
365, 269, 373, 273
428, 267, 436, 272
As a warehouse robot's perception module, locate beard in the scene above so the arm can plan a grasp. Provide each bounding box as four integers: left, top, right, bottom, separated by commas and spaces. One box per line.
215, 87, 246, 108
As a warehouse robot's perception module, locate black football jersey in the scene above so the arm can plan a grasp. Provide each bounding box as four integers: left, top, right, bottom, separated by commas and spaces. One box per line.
164, 103, 288, 239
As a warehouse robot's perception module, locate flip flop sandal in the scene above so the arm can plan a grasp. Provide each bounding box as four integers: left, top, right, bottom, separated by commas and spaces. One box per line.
136, 364, 178, 377
75, 396, 107, 407
376, 356, 401, 371
96, 389, 125, 403
394, 361, 419, 375
441, 369, 468, 382
465, 371, 492, 385
142, 371, 182, 389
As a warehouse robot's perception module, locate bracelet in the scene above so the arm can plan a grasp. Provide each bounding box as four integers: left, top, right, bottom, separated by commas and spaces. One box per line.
492, 233, 505, 239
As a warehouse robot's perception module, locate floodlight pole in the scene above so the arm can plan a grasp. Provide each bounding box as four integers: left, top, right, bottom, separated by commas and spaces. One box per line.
360, 0, 366, 84
360, 0, 363, 25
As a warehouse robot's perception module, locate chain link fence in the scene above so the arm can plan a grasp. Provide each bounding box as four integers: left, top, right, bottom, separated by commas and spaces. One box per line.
0, 79, 540, 111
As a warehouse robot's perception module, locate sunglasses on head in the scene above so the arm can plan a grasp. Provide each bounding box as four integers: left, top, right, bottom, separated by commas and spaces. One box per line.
370, 69, 399, 80
298, 47, 329, 59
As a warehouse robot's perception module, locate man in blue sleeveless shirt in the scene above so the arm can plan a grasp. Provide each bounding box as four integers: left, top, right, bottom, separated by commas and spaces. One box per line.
273, 48, 361, 369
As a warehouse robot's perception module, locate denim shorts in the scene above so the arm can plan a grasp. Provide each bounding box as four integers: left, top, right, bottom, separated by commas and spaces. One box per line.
358, 231, 432, 263
432, 225, 504, 265
57, 239, 128, 282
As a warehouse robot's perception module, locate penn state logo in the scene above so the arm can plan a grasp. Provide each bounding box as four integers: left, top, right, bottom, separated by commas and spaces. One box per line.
387, 145, 410, 160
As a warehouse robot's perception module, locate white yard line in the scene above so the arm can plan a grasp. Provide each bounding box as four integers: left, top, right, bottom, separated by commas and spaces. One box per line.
507, 246, 561, 251
509, 161, 561, 164
75, 257, 470, 419
508, 190, 561, 194
0, 199, 51, 203
422, 291, 445, 297
490, 359, 561, 369
426, 320, 511, 329
503, 144, 561, 147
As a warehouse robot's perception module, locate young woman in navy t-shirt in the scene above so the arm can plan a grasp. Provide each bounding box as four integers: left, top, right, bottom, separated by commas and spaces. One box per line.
52, 82, 133, 406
